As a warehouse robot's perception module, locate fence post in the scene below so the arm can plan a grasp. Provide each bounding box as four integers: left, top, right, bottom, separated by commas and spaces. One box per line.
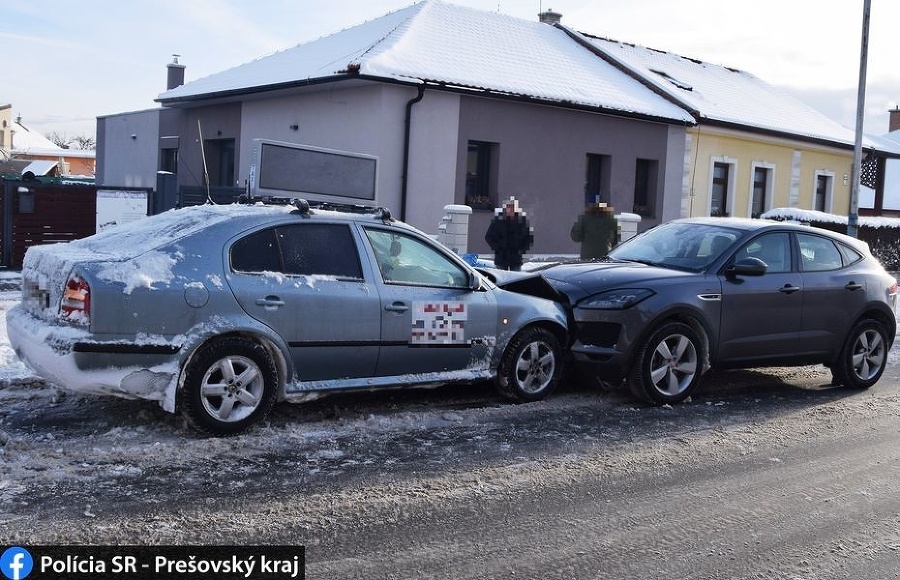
437, 204, 473, 254
615, 212, 642, 243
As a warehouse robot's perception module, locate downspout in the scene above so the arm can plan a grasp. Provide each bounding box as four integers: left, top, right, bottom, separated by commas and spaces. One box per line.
400, 84, 426, 221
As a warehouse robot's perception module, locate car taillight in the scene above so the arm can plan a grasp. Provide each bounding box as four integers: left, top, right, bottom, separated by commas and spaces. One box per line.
61, 274, 90, 323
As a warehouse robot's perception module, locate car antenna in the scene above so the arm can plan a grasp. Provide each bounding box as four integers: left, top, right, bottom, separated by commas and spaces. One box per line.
197, 119, 214, 204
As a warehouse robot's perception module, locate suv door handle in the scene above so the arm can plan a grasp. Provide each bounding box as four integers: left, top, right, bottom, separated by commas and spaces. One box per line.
384, 301, 409, 312
845, 281, 863, 291
779, 284, 801, 294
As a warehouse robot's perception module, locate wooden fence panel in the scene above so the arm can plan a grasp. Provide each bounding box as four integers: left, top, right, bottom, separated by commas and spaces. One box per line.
10, 184, 97, 268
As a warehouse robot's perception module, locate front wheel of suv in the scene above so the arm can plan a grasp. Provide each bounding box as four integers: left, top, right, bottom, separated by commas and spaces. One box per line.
628, 322, 703, 405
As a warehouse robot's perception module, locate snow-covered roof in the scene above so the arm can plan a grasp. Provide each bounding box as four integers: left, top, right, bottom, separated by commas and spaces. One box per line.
10, 120, 64, 153
156, 0, 693, 124
871, 131, 900, 156
22, 159, 58, 176
576, 34, 873, 149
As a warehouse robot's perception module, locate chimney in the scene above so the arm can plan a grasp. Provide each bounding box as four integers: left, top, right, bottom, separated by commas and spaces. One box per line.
538, 9, 562, 25
890, 106, 900, 133
167, 54, 186, 90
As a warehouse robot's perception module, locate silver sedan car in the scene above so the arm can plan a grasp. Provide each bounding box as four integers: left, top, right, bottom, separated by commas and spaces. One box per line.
7, 200, 567, 435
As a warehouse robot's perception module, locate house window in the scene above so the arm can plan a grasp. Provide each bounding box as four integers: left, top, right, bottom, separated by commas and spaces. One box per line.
751, 166, 771, 218
585, 154, 611, 205
633, 158, 657, 217
160, 148, 178, 174
465, 140, 497, 210
711, 162, 730, 216
815, 173, 832, 212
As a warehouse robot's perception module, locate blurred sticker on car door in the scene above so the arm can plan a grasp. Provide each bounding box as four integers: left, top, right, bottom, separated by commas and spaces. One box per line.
411, 302, 467, 344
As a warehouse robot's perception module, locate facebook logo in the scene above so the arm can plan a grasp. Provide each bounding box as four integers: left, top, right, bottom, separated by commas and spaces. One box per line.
0, 547, 32, 580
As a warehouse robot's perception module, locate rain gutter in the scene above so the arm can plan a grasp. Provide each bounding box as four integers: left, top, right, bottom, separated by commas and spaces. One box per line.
400, 84, 426, 221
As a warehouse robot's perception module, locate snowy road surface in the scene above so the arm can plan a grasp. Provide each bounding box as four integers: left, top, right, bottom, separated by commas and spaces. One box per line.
3, 286, 900, 579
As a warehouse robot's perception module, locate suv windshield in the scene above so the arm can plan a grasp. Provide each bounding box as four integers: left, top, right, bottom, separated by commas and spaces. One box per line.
609, 222, 741, 271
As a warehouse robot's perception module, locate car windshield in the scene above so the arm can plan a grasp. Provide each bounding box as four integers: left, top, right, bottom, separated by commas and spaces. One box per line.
609, 222, 742, 272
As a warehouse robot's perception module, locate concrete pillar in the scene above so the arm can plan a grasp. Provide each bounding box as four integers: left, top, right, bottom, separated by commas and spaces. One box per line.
615, 212, 642, 243
437, 204, 473, 254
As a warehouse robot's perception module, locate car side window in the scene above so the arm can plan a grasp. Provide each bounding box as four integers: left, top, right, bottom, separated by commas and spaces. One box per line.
230, 224, 363, 279
231, 228, 282, 273
277, 224, 363, 279
738, 232, 791, 273
797, 233, 843, 272
364, 228, 469, 288
837, 242, 863, 267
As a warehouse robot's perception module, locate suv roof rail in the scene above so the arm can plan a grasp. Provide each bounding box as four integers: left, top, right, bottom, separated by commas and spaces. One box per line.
237, 195, 393, 221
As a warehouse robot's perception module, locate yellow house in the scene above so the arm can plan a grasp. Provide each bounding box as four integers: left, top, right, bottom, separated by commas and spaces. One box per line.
571, 33, 873, 220
684, 126, 854, 218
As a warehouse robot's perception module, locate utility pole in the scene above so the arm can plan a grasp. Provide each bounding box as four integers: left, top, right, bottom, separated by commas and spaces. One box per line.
848, 0, 871, 238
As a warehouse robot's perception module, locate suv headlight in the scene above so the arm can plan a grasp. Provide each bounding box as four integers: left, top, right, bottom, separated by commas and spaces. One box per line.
578, 288, 655, 310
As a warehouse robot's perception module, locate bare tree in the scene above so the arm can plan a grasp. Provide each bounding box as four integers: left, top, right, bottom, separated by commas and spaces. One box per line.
72, 135, 96, 150
47, 131, 70, 149
44, 132, 96, 150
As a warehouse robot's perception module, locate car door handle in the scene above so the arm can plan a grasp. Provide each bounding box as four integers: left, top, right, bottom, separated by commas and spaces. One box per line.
845, 281, 863, 291
384, 301, 409, 312
255, 296, 285, 307
779, 284, 801, 294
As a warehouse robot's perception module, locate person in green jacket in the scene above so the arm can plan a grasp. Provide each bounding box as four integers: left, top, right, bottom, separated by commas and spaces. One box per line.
570, 202, 618, 259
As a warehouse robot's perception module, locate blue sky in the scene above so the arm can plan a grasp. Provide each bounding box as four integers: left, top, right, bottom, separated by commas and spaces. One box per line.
2, 0, 896, 141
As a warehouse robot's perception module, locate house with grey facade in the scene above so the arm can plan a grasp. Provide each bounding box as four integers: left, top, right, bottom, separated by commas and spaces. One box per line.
97, 0, 896, 255
97, 1, 694, 255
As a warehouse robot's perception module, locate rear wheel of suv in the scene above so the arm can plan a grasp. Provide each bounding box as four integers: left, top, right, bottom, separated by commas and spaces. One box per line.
180, 337, 278, 436
831, 319, 889, 389
629, 322, 703, 405
496, 327, 562, 402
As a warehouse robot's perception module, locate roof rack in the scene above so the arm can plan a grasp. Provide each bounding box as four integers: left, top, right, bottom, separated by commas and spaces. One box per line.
238, 195, 393, 221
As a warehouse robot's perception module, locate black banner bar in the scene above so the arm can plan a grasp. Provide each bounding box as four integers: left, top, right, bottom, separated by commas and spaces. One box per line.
0, 545, 304, 580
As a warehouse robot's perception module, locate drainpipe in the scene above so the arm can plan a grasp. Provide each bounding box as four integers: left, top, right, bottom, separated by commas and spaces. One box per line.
400, 85, 426, 221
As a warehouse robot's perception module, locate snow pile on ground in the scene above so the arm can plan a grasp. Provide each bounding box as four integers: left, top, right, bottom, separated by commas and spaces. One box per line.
0, 287, 35, 384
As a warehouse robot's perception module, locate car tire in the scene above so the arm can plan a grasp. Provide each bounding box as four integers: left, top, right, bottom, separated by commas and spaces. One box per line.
831, 319, 889, 389
628, 322, 702, 405
180, 337, 278, 436
496, 327, 562, 402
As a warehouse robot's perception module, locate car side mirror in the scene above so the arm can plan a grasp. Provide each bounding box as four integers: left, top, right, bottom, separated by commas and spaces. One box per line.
726, 256, 767, 278
470, 272, 486, 291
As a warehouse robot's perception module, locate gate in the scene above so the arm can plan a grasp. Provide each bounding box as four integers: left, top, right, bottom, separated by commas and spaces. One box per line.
1, 180, 98, 269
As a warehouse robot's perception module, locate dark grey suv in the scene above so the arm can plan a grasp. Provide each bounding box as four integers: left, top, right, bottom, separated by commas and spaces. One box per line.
540, 218, 897, 404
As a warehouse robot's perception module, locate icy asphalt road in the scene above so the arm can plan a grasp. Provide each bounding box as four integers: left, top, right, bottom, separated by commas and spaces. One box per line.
3, 286, 900, 579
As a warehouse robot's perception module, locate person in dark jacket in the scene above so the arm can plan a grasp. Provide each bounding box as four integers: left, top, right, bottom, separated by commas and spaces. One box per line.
570, 202, 618, 259
485, 197, 533, 271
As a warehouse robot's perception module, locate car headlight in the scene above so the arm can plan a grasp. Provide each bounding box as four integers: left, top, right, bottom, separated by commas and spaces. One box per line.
578, 288, 655, 310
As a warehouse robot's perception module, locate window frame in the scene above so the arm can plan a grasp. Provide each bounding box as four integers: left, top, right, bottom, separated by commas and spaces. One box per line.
709, 158, 737, 217
229, 222, 364, 280
464, 140, 498, 211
